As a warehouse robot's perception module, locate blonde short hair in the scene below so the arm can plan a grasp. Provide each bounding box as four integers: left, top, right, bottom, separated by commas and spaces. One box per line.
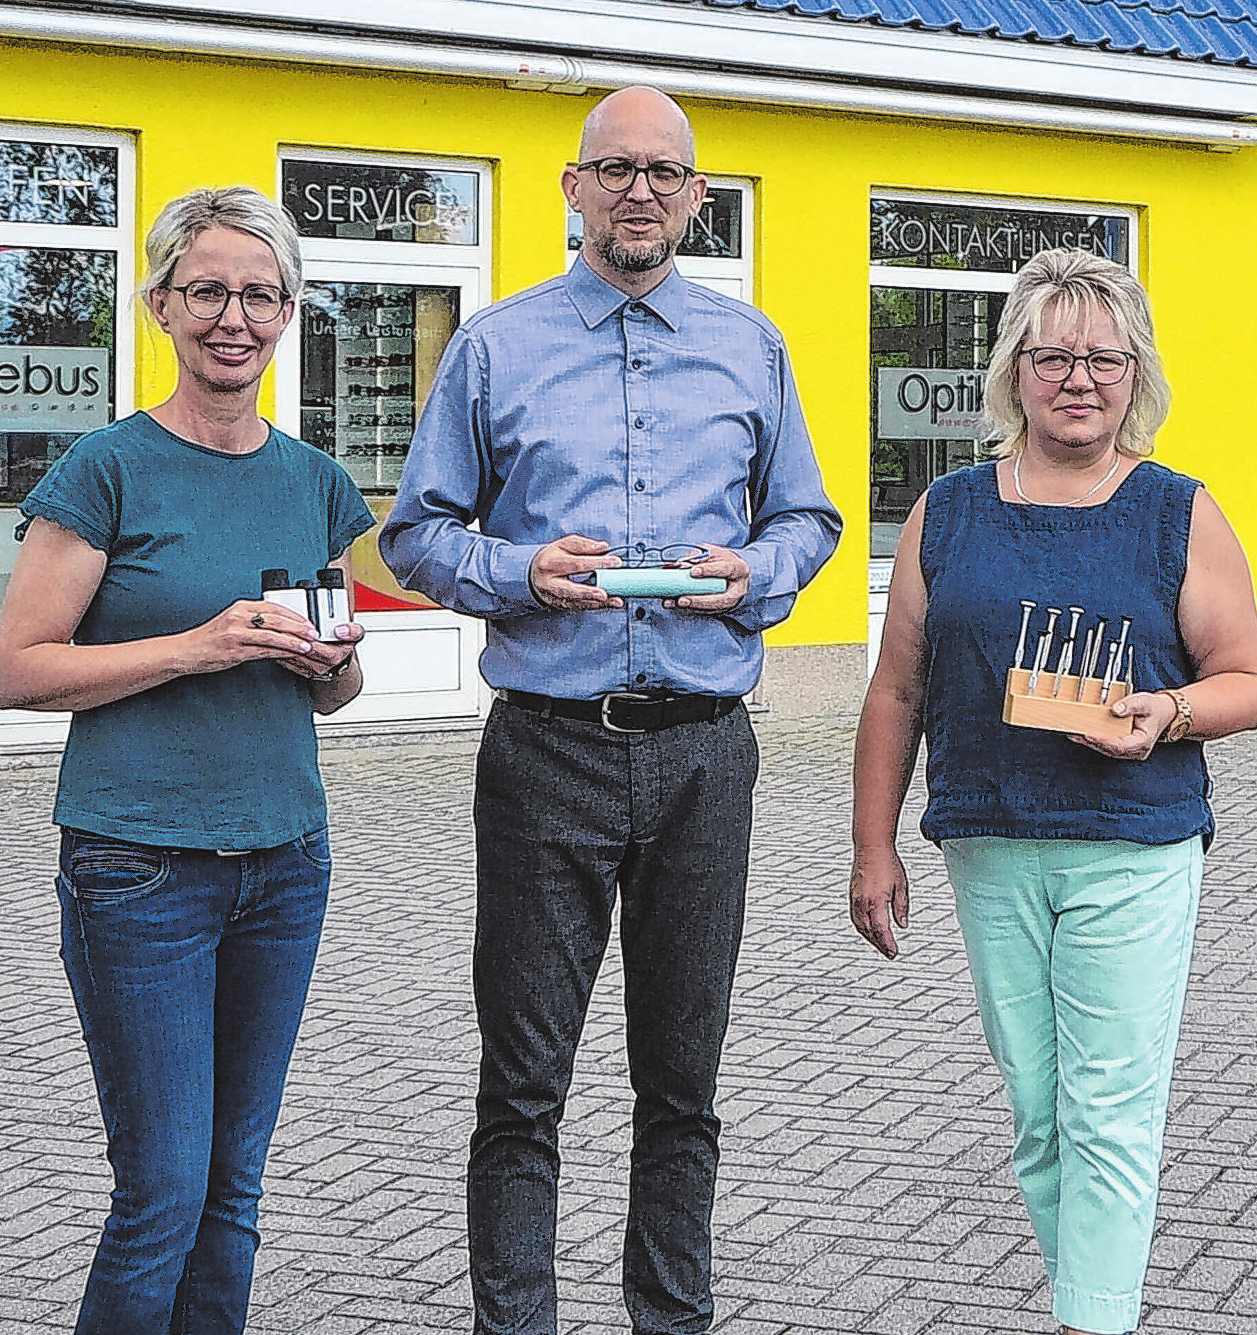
984, 248, 1170, 459
140, 186, 302, 306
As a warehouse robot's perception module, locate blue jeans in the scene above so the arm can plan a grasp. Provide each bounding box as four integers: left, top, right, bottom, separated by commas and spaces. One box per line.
469, 700, 758, 1335
57, 826, 332, 1335
944, 836, 1202, 1335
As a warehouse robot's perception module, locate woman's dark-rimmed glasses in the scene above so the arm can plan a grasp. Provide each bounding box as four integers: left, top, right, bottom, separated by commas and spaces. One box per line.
1021, 346, 1136, 386
167, 281, 289, 324
575, 157, 697, 197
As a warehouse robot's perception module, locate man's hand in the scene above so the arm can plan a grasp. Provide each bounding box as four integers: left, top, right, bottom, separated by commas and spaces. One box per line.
849, 846, 911, 960
663, 544, 749, 615
529, 535, 625, 611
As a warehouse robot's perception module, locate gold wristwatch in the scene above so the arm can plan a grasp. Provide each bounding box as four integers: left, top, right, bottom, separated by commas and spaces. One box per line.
1160, 688, 1193, 743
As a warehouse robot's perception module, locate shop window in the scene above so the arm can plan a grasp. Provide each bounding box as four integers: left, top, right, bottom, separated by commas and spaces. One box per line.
566, 177, 754, 301
864, 193, 1136, 674
0, 127, 134, 609
868, 193, 1135, 558
279, 153, 489, 496
0, 131, 133, 508
297, 281, 460, 493
281, 158, 479, 248
276, 150, 491, 612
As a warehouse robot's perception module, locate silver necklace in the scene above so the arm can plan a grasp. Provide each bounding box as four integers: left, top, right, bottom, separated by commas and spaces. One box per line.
1012, 451, 1121, 507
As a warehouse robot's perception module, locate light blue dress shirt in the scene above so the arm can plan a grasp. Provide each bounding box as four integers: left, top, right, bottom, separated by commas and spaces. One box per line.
380, 254, 842, 698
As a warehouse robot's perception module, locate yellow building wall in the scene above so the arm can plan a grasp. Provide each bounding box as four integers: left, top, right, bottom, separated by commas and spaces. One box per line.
5, 37, 1256, 651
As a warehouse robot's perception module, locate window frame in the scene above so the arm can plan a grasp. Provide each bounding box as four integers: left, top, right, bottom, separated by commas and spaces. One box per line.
0, 122, 135, 748
278, 146, 493, 285
869, 187, 1140, 296
274, 147, 493, 455
865, 189, 1141, 673
0, 121, 137, 477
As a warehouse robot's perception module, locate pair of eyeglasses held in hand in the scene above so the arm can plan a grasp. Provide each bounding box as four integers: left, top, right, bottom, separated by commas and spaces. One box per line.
569, 544, 728, 598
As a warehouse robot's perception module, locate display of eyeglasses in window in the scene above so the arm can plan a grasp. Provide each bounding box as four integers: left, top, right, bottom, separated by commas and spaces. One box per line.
282, 160, 478, 245
1, 141, 118, 227
0, 248, 117, 503
300, 281, 459, 492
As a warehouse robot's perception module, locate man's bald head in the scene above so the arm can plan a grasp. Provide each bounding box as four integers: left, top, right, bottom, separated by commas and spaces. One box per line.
578, 86, 696, 166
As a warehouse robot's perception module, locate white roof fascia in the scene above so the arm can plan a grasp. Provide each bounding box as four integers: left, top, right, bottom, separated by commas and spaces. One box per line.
2, 0, 1255, 145
26, 0, 1257, 119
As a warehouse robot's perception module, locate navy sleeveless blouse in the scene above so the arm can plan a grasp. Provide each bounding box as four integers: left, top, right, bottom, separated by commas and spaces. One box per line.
919, 460, 1212, 847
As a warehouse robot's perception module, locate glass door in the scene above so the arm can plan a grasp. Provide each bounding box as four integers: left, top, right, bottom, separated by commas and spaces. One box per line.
276, 259, 483, 724
870, 286, 1005, 555
0, 128, 133, 752
866, 193, 1136, 674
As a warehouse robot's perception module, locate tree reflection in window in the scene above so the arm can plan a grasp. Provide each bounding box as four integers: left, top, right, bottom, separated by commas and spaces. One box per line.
0, 142, 118, 227
0, 248, 116, 503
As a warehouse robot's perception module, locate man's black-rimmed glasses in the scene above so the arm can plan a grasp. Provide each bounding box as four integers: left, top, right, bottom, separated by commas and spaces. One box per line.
166, 281, 290, 324
1020, 346, 1136, 386
575, 157, 697, 197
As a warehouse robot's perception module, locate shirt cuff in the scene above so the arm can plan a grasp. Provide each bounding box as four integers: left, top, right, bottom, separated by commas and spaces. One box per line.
493, 542, 548, 612
725, 544, 788, 633
742, 545, 773, 604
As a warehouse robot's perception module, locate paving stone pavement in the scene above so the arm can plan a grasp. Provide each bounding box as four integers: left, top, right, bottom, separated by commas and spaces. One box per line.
2, 714, 1256, 1335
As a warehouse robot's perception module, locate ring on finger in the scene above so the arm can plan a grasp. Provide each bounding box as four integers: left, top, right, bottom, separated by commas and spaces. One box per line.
251, 612, 266, 629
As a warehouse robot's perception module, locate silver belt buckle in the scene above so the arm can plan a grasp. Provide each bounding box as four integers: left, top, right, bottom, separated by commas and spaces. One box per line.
600, 691, 655, 734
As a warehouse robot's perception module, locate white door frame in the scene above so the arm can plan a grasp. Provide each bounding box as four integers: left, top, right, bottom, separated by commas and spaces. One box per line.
275, 256, 489, 726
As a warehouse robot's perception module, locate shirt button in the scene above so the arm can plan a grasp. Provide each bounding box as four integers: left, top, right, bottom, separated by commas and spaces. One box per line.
635, 606, 646, 620
635, 673, 647, 684
634, 479, 645, 491
634, 416, 645, 429
630, 304, 643, 315
631, 358, 642, 370
636, 542, 646, 553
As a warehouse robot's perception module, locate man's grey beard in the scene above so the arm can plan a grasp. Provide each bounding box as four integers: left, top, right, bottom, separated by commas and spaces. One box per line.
595, 233, 674, 275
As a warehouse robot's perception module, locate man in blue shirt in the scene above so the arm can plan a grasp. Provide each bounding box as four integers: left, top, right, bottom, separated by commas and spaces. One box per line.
381, 85, 840, 1334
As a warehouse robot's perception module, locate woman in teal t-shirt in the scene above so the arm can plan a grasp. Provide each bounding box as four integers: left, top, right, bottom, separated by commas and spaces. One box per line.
0, 187, 374, 1334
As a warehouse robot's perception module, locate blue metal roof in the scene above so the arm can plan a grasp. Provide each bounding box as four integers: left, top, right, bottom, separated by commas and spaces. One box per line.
675, 0, 1257, 65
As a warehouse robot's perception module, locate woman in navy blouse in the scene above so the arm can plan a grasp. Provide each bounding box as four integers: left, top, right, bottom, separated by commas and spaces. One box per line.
850, 248, 1257, 1335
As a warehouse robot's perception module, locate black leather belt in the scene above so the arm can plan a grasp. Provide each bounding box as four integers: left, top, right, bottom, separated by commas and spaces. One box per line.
502, 690, 740, 734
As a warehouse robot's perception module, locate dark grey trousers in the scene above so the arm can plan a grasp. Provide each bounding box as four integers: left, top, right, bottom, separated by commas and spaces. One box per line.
468, 698, 759, 1335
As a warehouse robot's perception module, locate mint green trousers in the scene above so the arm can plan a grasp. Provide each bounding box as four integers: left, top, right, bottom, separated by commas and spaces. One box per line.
942, 836, 1202, 1335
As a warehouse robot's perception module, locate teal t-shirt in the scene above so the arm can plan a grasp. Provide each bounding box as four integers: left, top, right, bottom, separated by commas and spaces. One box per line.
20, 412, 375, 848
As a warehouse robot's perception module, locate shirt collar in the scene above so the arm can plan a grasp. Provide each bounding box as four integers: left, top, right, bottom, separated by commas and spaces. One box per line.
564, 251, 686, 333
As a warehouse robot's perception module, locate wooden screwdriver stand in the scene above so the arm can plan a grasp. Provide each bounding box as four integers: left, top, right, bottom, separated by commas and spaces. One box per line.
1003, 668, 1133, 739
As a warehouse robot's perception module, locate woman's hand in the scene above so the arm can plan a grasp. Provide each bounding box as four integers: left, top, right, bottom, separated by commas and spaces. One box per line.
273, 621, 365, 679
1069, 690, 1176, 760
850, 846, 911, 960
286, 552, 366, 714
177, 600, 323, 675
850, 495, 929, 964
